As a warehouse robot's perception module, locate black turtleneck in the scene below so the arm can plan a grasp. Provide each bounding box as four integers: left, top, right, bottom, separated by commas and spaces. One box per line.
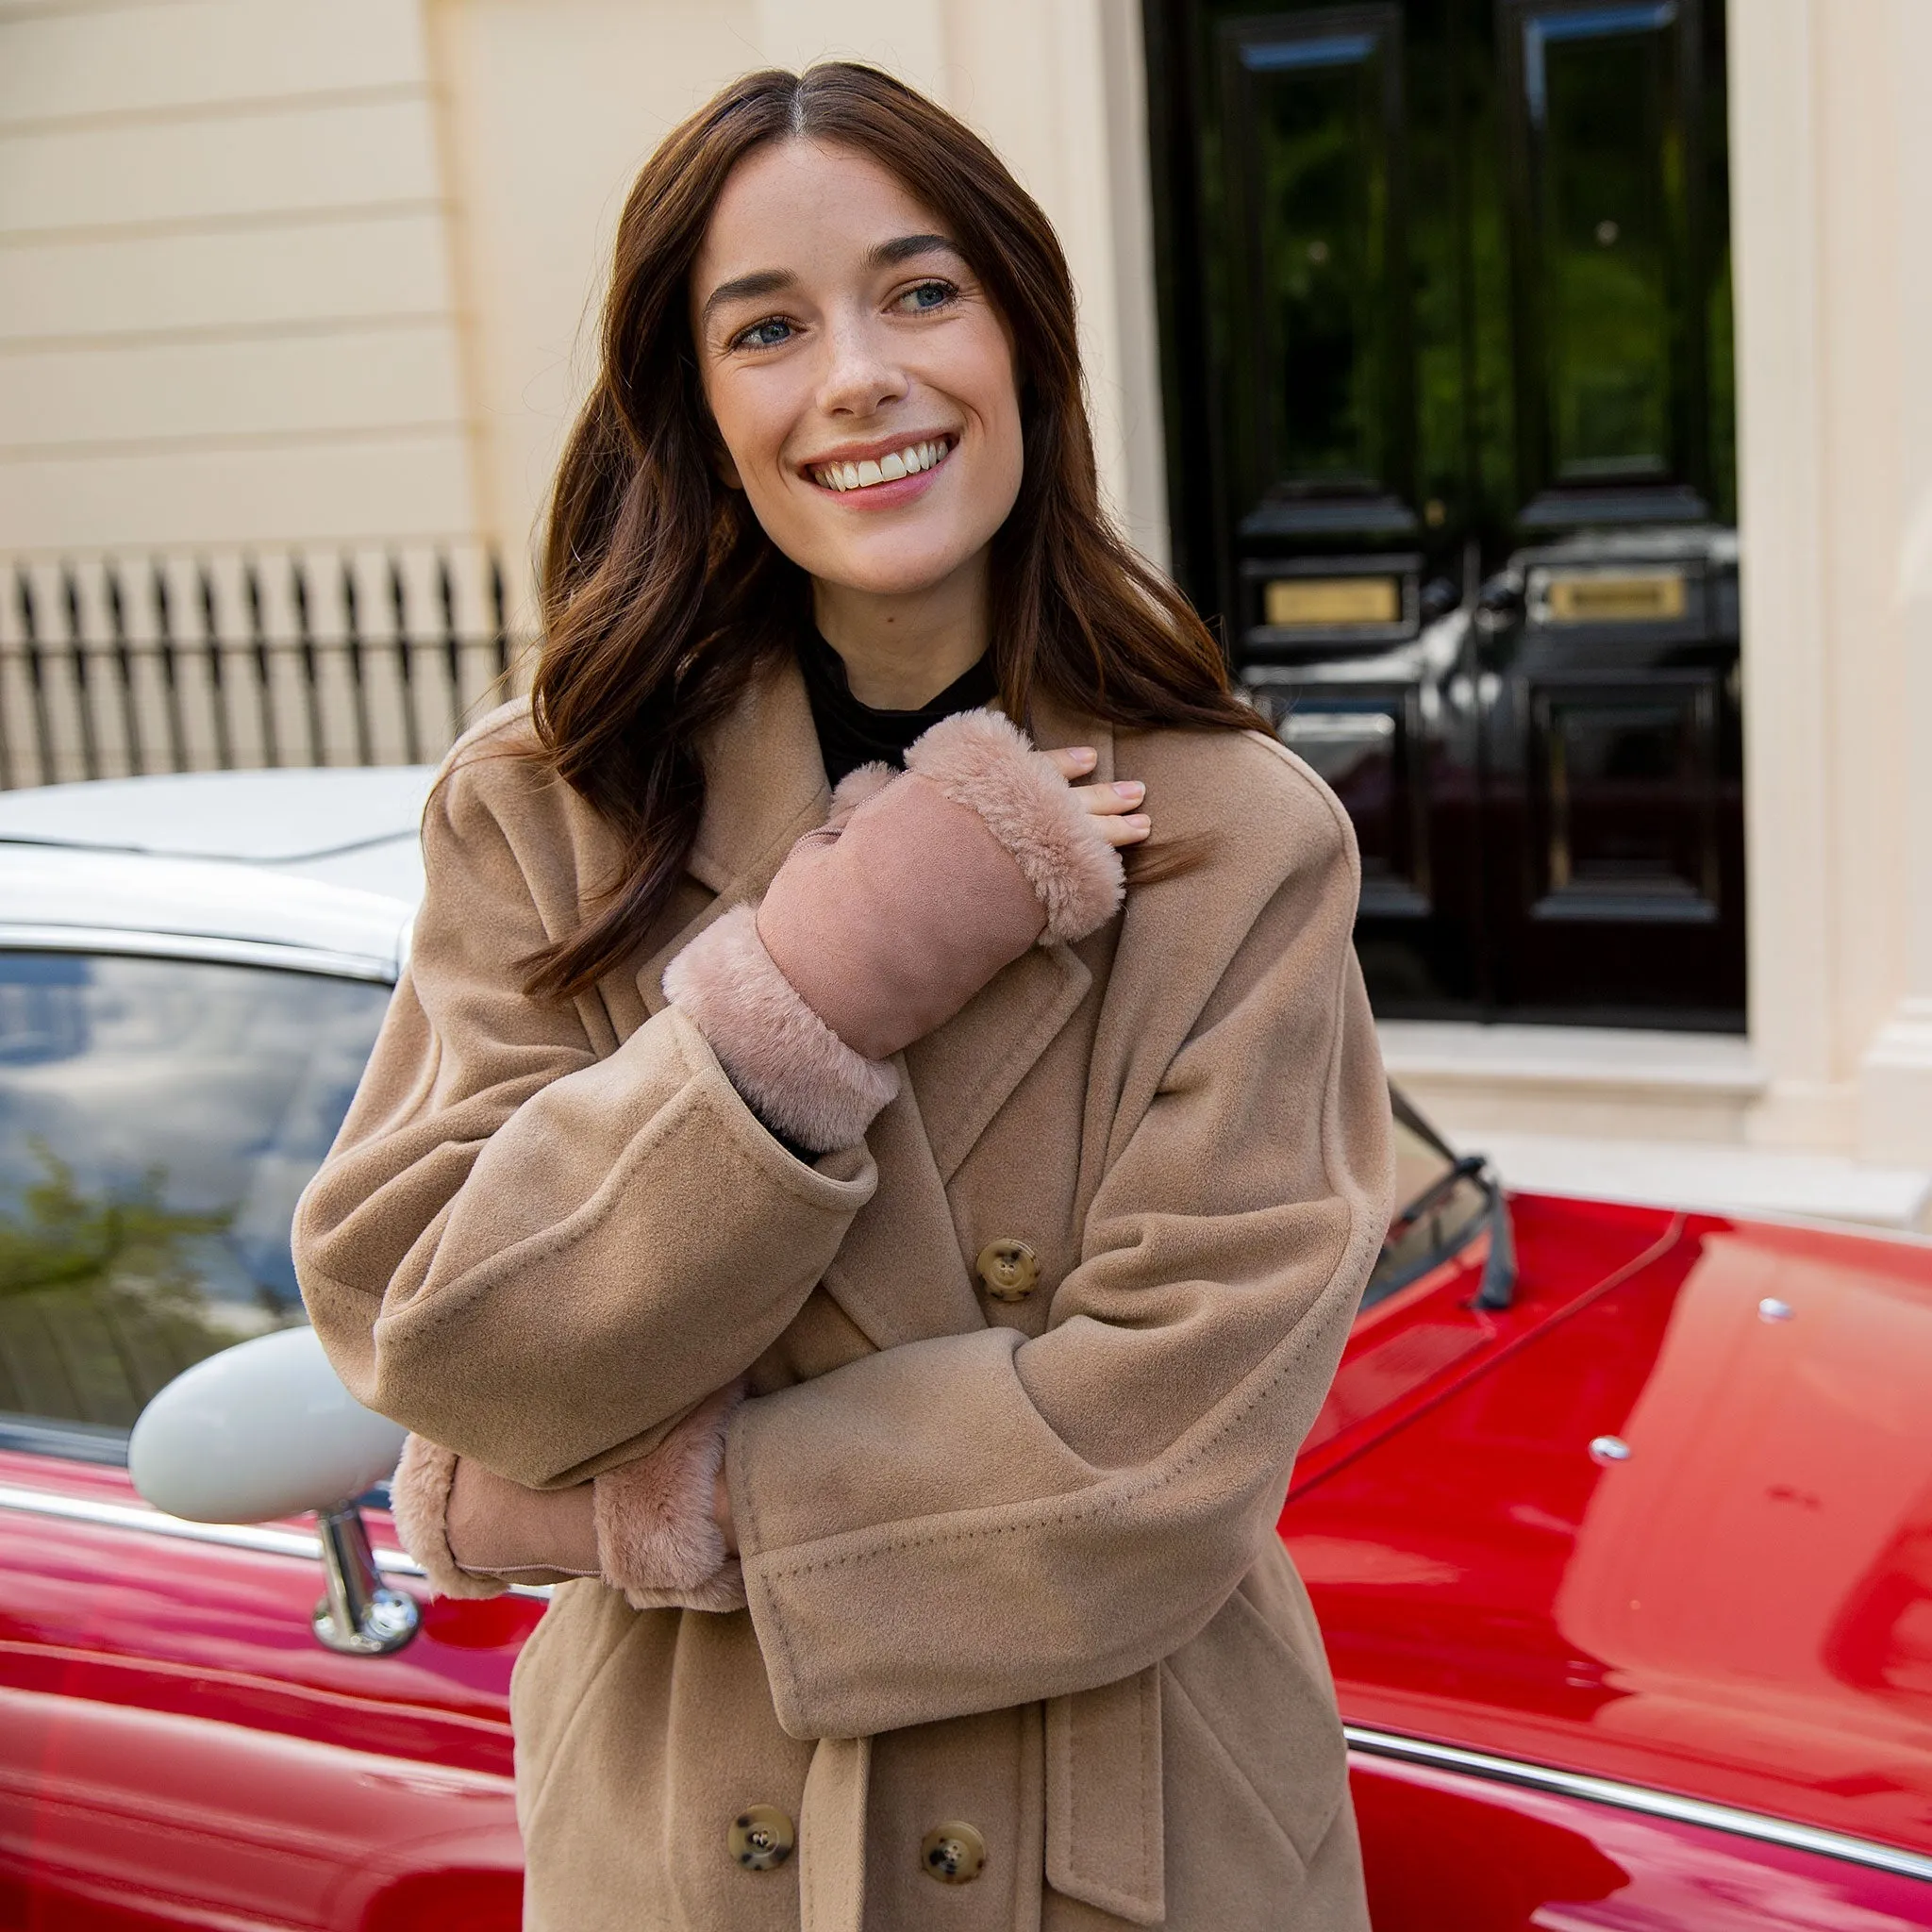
796, 628, 998, 786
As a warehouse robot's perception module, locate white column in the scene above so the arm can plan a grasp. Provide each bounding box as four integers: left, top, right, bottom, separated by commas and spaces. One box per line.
1728, 0, 1843, 1147
1857, 0, 1932, 1165
1729, 0, 1932, 1165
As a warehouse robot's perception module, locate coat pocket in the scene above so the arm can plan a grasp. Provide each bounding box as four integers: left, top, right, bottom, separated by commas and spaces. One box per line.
1159, 1575, 1350, 1890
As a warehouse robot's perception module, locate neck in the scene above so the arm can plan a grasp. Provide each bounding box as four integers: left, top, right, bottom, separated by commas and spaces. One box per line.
812, 551, 990, 709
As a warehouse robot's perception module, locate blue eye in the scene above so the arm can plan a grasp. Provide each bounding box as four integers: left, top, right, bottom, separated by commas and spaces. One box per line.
734, 317, 793, 350
901, 279, 957, 313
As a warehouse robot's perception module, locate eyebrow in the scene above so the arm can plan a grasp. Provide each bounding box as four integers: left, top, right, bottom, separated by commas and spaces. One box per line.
867, 231, 960, 270
698, 234, 964, 332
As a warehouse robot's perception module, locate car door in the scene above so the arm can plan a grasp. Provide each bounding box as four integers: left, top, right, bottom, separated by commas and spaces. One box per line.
0, 937, 535, 1930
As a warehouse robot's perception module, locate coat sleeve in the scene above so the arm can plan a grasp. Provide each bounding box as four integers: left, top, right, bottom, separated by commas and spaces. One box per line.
291, 746, 876, 1488
727, 788, 1392, 1740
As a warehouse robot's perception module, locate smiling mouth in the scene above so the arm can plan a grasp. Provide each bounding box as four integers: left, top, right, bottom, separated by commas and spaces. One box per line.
808, 436, 954, 493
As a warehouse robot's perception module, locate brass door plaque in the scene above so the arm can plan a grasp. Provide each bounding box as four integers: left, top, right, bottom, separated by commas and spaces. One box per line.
1542, 569, 1687, 624
1263, 576, 1401, 628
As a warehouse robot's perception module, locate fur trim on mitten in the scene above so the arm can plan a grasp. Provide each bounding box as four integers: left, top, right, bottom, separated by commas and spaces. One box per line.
828, 760, 897, 817
593, 1381, 749, 1613
663, 904, 900, 1153
389, 1434, 506, 1600
903, 708, 1124, 942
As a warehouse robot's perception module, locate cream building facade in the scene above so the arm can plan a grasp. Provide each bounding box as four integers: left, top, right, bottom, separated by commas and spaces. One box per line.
0, 0, 1927, 1219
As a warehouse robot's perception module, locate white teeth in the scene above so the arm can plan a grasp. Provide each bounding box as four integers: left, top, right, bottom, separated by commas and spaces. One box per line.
813, 437, 949, 491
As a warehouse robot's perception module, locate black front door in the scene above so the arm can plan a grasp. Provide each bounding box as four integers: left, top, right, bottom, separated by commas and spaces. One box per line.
1145, 0, 1742, 1027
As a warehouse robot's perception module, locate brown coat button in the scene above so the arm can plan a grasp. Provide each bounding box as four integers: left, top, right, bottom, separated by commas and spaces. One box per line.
975, 1238, 1040, 1303
921, 1821, 987, 1884
729, 1806, 795, 1872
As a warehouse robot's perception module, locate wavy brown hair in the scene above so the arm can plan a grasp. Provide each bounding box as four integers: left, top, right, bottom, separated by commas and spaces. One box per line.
522, 60, 1251, 1001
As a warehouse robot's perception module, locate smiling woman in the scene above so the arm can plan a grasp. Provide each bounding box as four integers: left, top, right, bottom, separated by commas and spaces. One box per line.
514, 62, 1255, 1003
293, 60, 1391, 1932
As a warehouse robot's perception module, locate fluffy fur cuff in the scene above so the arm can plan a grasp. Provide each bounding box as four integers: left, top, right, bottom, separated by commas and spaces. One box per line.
663, 903, 899, 1153
828, 760, 897, 817
594, 1381, 748, 1613
903, 709, 1124, 943
389, 1434, 506, 1601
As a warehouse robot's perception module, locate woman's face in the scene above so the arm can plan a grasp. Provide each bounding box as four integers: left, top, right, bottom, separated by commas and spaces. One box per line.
691, 139, 1024, 601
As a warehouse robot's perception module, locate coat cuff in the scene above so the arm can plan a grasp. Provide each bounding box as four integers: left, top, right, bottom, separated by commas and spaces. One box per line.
663, 905, 899, 1154
903, 709, 1124, 943
594, 1381, 748, 1612
389, 1434, 507, 1600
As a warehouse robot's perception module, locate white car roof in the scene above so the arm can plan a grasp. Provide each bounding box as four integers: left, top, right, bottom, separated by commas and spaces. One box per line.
0, 768, 431, 977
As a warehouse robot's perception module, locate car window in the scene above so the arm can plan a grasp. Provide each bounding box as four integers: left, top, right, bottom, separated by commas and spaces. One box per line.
1363, 1107, 1492, 1307
0, 950, 389, 1445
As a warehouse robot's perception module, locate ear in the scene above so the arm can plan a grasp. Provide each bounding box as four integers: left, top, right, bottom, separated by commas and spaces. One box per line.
714, 445, 743, 491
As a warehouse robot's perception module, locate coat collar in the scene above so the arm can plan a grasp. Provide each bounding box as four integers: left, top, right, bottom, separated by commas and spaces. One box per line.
689, 649, 830, 898
634, 652, 1113, 1349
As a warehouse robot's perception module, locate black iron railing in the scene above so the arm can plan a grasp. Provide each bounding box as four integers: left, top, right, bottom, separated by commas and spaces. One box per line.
0, 546, 529, 790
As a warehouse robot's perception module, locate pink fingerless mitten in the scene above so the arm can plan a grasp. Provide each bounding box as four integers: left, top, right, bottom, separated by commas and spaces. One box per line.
664, 708, 1124, 1152
390, 1382, 746, 1612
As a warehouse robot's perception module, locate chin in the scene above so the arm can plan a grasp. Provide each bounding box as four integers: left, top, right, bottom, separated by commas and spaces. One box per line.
792, 533, 987, 600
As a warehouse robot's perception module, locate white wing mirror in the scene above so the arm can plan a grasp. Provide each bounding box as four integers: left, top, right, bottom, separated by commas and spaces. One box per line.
129, 1326, 419, 1655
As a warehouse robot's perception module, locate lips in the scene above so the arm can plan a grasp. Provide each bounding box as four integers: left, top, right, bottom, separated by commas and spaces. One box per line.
808, 436, 953, 493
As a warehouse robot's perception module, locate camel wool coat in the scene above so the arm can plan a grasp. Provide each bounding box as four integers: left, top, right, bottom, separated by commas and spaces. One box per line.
292, 653, 1393, 1932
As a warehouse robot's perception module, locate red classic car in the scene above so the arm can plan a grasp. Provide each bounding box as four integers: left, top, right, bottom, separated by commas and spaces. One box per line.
0, 768, 1928, 1930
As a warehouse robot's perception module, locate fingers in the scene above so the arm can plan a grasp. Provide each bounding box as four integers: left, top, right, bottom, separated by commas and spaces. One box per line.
1076, 779, 1150, 847
1050, 748, 1151, 846
1094, 811, 1152, 848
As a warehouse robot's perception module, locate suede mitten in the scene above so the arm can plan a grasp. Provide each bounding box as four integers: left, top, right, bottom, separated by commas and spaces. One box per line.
390, 1382, 746, 1610
663, 708, 1124, 1152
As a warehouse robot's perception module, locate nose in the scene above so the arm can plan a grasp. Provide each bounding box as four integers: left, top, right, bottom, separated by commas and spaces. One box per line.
815, 308, 908, 419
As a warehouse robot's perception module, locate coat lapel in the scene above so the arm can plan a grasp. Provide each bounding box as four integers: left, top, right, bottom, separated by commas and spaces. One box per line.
818, 1068, 985, 1349
638, 654, 828, 1010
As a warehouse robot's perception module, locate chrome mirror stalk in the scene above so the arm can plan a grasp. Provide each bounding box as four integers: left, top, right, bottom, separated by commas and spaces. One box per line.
311, 1501, 420, 1656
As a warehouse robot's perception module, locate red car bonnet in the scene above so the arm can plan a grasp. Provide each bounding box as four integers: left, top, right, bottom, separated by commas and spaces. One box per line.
1284, 1196, 1932, 1866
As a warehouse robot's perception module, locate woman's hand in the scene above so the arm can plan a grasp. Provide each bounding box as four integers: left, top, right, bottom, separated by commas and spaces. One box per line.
1050, 746, 1151, 848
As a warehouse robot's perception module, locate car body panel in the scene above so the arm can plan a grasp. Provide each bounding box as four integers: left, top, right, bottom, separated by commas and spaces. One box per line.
1351, 1751, 1932, 1930
0, 845, 410, 975
0, 767, 435, 868
0, 1452, 530, 1930
1285, 1207, 1932, 1866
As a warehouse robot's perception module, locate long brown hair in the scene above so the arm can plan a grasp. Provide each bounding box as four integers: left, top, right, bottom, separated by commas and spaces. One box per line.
523, 61, 1251, 1001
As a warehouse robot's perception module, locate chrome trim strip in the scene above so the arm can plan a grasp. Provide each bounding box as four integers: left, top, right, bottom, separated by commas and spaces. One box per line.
1344, 1724, 1932, 1882
0, 1482, 547, 1599
0, 924, 397, 982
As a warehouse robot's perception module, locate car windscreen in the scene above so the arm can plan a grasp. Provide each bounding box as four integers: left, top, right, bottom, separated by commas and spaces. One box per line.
1362, 1101, 1493, 1307
0, 949, 390, 1451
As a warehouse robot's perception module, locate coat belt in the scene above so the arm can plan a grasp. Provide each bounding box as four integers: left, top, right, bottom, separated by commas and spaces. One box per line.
797, 1670, 1164, 1931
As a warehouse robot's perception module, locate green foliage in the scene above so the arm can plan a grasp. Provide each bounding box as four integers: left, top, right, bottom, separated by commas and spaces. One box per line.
0, 1141, 250, 1430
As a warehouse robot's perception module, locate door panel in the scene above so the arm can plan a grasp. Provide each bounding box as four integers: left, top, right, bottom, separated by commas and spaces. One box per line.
1219, 6, 1413, 526
1147, 0, 1742, 1024
1503, 0, 1715, 522
0, 1453, 532, 1929
1276, 691, 1430, 916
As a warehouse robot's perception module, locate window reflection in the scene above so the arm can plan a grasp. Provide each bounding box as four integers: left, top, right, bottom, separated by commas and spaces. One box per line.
0, 951, 389, 1432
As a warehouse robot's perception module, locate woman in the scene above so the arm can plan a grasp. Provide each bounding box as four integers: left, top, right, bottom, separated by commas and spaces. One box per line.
294, 61, 1391, 1932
